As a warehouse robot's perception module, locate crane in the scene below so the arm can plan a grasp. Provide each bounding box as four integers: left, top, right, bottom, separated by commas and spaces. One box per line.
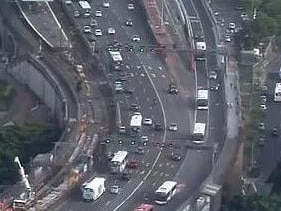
13, 156, 33, 210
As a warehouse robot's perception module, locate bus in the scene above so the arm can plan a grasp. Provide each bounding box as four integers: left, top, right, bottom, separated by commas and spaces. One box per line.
197, 89, 209, 110
109, 51, 123, 70
110, 151, 128, 173
130, 112, 142, 131
155, 181, 177, 204
192, 123, 206, 144
274, 83, 281, 102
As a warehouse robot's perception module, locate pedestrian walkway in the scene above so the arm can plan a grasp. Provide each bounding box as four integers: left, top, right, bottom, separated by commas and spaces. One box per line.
18, 1, 68, 48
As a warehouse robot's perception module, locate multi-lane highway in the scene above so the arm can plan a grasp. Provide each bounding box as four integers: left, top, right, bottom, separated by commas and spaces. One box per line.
52, 0, 227, 210
54, 0, 196, 210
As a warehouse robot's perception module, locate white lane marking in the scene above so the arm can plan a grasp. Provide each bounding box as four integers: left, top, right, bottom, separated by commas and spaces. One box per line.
113, 63, 168, 211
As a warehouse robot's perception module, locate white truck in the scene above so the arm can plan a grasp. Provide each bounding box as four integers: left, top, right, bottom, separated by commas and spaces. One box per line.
197, 89, 209, 110
192, 123, 206, 144
82, 177, 106, 201
195, 41, 206, 61
130, 112, 142, 131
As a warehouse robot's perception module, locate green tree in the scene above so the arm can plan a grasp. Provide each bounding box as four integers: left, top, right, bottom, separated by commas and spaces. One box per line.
223, 194, 281, 211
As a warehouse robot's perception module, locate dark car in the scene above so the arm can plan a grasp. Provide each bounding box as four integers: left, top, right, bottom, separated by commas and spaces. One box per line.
125, 19, 133, 26
127, 160, 139, 169
154, 123, 163, 131
209, 81, 220, 91
121, 171, 132, 181
272, 128, 278, 136
171, 153, 182, 161
130, 104, 140, 111
135, 146, 145, 155
258, 135, 265, 147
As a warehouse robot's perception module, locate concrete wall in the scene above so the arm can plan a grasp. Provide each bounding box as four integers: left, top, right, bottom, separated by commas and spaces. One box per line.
6, 54, 65, 128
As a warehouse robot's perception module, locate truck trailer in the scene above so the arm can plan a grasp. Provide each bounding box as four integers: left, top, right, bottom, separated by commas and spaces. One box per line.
82, 177, 106, 201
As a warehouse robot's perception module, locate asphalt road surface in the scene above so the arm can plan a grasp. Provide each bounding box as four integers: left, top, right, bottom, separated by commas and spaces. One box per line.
53, 0, 226, 210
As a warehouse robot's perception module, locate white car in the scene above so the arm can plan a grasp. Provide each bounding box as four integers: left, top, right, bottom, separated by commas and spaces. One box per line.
114, 81, 123, 91
143, 118, 153, 126
95, 29, 102, 36
228, 22, 236, 29
83, 26, 91, 33
128, 3, 134, 10
108, 27, 116, 35
225, 35, 231, 42
66, 0, 72, 5
209, 71, 217, 80
95, 10, 102, 17
132, 35, 141, 42
110, 185, 119, 194
74, 10, 80, 18
84, 11, 91, 17
141, 136, 149, 142
103, 2, 110, 8
169, 123, 178, 131
260, 104, 267, 110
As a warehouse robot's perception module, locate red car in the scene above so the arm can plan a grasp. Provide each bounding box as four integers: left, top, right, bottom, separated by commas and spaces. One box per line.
127, 160, 139, 169
134, 204, 155, 211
